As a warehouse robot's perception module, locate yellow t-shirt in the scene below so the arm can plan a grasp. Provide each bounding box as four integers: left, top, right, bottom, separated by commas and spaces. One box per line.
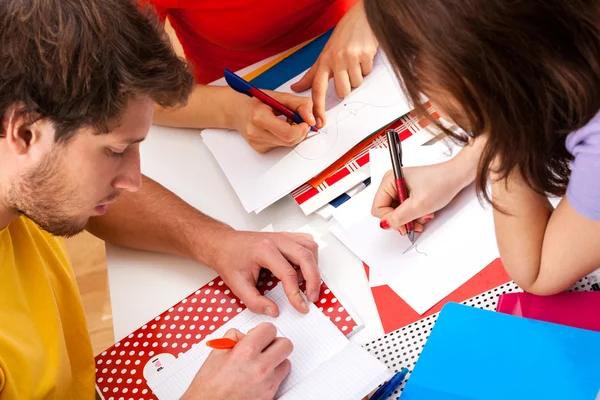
0, 217, 95, 399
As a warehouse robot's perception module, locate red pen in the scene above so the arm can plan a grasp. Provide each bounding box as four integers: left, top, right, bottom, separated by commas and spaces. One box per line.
224, 69, 318, 133
206, 338, 238, 350
386, 129, 415, 243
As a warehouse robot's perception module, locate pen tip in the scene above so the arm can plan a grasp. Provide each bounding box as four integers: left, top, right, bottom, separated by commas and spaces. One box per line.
407, 231, 415, 244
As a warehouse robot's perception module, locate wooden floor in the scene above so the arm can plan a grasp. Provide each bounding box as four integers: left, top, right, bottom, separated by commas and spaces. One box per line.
64, 232, 115, 355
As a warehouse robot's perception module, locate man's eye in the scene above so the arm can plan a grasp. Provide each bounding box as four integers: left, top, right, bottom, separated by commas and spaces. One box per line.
107, 148, 126, 157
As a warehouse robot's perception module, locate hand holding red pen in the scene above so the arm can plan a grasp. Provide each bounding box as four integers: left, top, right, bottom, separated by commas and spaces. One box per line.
371, 161, 470, 234
372, 134, 485, 236
183, 322, 292, 400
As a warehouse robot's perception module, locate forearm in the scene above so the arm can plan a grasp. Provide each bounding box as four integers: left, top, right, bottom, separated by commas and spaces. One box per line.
85, 175, 232, 266
153, 84, 242, 130
492, 168, 554, 290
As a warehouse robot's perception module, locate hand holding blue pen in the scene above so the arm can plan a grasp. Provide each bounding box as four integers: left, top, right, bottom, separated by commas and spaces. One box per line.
225, 69, 320, 133
370, 368, 409, 400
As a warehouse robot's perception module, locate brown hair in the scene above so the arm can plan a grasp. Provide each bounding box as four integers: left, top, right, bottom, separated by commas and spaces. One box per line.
0, 0, 194, 141
365, 0, 600, 199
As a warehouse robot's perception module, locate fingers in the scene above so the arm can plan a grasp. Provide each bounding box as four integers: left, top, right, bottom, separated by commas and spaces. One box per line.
381, 198, 428, 230
398, 221, 423, 236
225, 271, 279, 318
296, 269, 305, 283
290, 67, 328, 129
283, 232, 319, 264
278, 234, 321, 303
414, 221, 424, 233
258, 244, 310, 314
272, 359, 292, 385
251, 103, 309, 145
310, 69, 330, 128
261, 337, 293, 368
360, 55, 374, 76
247, 91, 317, 148
290, 67, 315, 93
348, 63, 364, 88
333, 69, 352, 98
223, 328, 246, 342
268, 91, 316, 127
241, 322, 278, 353
398, 214, 435, 235
416, 213, 435, 224
371, 170, 400, 219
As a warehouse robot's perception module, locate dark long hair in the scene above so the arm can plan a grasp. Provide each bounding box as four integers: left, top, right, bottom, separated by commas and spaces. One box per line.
365, 0, 600, 200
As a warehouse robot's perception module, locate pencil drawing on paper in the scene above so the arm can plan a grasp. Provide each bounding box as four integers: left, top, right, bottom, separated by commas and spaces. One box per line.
403, 243, 428, 256
292, 56, 404, 160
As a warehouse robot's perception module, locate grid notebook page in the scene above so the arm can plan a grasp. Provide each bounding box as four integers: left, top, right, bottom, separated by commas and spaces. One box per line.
280, 341, 392, 400
147, 283, 390, 400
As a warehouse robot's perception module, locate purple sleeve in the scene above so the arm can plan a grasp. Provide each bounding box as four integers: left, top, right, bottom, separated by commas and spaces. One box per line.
565, 112, 600, 221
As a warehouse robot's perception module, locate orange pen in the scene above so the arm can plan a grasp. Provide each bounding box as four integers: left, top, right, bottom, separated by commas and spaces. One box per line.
206, 338, 239, 350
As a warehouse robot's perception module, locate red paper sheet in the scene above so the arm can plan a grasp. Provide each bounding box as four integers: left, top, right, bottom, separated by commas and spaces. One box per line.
365, 258, 511, 333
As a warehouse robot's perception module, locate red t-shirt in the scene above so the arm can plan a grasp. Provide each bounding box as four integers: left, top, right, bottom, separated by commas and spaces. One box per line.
143, 0, 357, 84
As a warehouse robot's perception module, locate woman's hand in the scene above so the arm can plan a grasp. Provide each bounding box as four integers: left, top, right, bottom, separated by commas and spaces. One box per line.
372, 138, 484, 232
291, 1, 378, 126
231, 89, 317, 153
371, 162, 465, 233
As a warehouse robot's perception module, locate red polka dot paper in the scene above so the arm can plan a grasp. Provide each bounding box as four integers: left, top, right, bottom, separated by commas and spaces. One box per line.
95, 271, 358, 399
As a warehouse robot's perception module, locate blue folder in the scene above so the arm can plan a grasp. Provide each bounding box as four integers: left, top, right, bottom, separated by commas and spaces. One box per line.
248, 29, 332, 90
402, 303, 600, 399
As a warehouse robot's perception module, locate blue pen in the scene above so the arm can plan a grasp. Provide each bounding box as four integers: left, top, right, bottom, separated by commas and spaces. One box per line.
224, 69, 318, 132
370, 368, 409, 400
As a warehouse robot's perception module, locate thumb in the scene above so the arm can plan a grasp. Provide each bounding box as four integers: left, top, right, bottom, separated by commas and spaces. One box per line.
227, 275, 280, 318
290, 66, 315, 93
381, 198, 427, 230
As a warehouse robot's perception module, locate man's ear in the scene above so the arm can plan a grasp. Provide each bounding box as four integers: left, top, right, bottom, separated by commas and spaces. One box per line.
2, 105, 50, 156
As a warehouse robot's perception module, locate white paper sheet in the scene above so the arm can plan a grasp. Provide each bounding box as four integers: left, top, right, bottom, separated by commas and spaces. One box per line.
202, 51, 411, 212
147, 283, 390, 399
330, 145, 499, 315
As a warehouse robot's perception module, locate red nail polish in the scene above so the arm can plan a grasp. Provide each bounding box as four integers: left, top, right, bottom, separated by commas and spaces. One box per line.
398, 230, 406, 236
380, 220, 390, 230
425, 217, 432, 223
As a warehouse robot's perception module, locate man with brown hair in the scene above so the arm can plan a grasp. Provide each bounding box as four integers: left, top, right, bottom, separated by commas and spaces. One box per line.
0, 1, 318, 398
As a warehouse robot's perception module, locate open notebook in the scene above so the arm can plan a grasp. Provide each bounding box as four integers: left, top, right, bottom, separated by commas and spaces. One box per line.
147, 283, 391, 400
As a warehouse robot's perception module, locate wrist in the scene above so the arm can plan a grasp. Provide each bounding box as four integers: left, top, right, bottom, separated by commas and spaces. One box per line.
194, 224, 237, 274
447, 150, 476, 190
221, 87, 248, 130
176, 211, 235, 269
452, 135, 486, 189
